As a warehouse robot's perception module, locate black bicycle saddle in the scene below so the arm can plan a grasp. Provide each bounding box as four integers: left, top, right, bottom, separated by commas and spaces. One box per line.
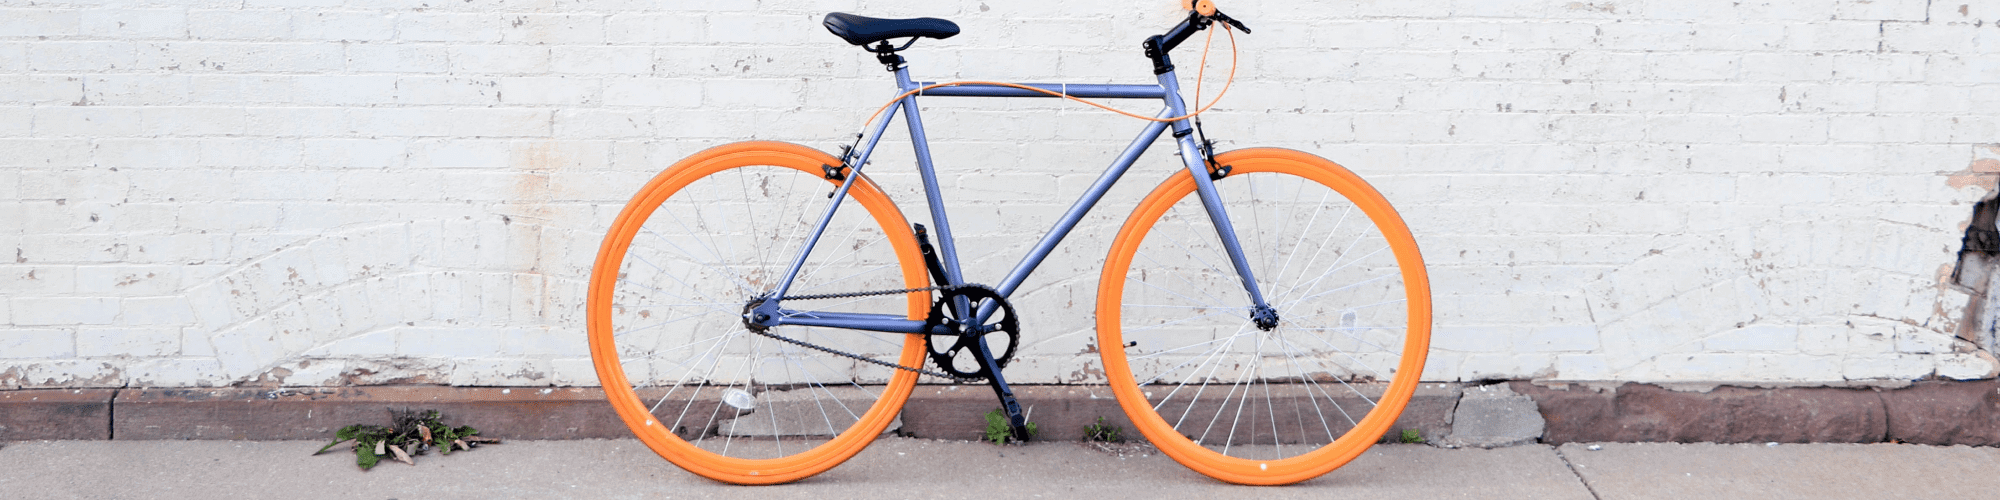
823, 12, 960, 46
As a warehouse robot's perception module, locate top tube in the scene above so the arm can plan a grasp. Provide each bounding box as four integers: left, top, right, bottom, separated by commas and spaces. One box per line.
909, 81, 1167, 100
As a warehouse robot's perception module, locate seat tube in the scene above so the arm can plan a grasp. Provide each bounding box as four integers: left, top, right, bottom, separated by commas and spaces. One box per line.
1158, 69, 1273, 310
896, 67, 968, 287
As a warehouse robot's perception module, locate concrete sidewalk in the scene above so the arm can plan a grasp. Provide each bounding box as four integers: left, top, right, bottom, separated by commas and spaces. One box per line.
3, 438, 1997, 499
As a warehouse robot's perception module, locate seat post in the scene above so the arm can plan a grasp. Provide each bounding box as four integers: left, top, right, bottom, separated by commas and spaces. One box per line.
869, 41, 907, 71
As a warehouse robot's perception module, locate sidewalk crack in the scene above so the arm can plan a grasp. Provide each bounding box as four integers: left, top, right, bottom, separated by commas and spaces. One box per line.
1552, 445, 1604, 500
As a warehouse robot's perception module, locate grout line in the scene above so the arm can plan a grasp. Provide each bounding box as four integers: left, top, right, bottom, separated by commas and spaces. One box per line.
1551, 444, 1604, 500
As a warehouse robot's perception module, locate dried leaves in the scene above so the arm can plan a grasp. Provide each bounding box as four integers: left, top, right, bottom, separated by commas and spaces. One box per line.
313, 408, 498, 470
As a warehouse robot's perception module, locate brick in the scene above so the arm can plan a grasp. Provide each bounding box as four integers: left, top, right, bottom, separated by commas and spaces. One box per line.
188, 9, 291, 40
138, 42, 344, 73
34, 42, 140, 73
605, 12, 707, 43
0, 75, 83, 105
94, 139, 202, 169
493, 76, 597, 105
700, 13, 811, 45
11, 298, 119, 326
300, 138, 406, 168
294, 11, 395, 41
81, 8, 188, 38
1783, 22, 1881, 52
75, 327, 180, 357
140, 107, 247, 136
447, 44, 550, 74
120, 297, 197, 326
0, 9, 80, 37
398, 13, 502, 43
601, 77, 702, 107
1519, 325, 1600, 352
551, 46, 653, 75
500, 14, 607, 45
124, 358, 228, 387
0, 42, 23, 71
553, 108, 653, 139
345, 43, 449, 73
1834, 0, 1930, 20
0, 329, 76, 358
76, 265, 181, 296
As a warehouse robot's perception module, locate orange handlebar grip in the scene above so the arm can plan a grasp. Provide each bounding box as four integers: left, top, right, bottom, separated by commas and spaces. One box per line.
1182, 0, 1217, 16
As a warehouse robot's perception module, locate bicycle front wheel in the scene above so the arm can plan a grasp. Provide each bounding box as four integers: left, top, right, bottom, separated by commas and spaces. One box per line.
587, 141, 930, 484
1097, 148, 1432, 485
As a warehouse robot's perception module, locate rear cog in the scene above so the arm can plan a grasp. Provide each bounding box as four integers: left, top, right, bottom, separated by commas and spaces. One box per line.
922, 285, 1019, 380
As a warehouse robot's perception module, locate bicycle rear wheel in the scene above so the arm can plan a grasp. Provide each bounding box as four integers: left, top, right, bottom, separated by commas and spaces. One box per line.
587, 141, 930, 484
1097, 148, 1431, 485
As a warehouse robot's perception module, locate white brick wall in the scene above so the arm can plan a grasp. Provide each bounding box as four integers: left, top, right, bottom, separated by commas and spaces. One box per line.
3, 0, 1999, 388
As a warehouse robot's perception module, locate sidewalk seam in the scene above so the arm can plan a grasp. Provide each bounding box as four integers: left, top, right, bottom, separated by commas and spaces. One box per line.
1551, 445, 1603, 500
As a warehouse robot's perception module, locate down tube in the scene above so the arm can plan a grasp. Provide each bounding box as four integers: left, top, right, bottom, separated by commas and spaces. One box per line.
993, 111, 1174, 299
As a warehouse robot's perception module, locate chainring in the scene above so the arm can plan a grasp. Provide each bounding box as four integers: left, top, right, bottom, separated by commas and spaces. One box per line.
922, 285, 1020, 380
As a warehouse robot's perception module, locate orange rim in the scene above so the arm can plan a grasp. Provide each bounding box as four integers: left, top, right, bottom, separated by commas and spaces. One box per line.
586, 141, 929, 484
1096, 148, 1432, 485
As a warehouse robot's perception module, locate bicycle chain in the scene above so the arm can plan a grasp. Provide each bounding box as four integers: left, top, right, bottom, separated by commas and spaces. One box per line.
754, 284, 979, 383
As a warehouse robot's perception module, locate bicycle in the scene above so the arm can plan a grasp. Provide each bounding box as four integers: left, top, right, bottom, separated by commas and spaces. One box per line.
586, 1, 1432, 486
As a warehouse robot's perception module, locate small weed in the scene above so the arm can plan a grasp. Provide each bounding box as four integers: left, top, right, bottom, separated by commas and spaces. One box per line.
983, 408, 1037, 445
1083, 417, 1124, 443
314, 408, 499, 470
1399, 429, 1426, 444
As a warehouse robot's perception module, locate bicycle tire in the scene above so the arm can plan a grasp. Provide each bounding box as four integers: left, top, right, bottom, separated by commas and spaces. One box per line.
587, 141, 930, 484
1097, 148, 1432, 485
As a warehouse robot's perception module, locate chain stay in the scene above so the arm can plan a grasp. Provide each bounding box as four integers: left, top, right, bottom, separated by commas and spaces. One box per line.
759, 284, 977, 382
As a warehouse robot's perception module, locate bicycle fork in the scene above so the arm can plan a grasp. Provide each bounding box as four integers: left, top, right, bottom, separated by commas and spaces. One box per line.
1162, 73, 1281, 331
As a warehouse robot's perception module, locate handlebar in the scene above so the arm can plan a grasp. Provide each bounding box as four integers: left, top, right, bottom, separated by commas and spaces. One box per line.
1144, 1, 1250, 74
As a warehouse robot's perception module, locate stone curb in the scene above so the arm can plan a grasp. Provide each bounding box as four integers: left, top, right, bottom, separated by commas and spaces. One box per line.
4, 381, 1994, 445
1511, 379, 2000, 445
0, 384, 1465, 442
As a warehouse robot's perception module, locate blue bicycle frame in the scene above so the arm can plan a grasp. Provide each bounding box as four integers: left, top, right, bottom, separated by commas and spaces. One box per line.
752, 63, 1274, 337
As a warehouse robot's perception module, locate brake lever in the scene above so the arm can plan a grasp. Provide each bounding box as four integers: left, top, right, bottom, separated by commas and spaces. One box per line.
1210, 11, 1252, 34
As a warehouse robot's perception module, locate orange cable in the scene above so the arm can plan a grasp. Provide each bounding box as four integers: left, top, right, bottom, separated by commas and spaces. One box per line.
857, 23, 1238, 133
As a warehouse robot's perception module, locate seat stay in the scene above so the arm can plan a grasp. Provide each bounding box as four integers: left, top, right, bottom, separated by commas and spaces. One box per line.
767, 99, 904, 300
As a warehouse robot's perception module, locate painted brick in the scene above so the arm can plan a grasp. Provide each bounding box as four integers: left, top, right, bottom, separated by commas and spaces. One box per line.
500, 14, 607, 45
497, 76, 600, 105
447, 45, 551, 74
550, 46, 653, 75
29, 41, 139, 72
81, 8, 187, 38
0, 10, 80, 37
137, 42, 345, 73
0, 329, 75, 359
75, 327, 180, 357
293, 11, 395, 41
11, 298, 118, 326
187, 10, 290, 41
2, 1, 1998, 390
398, 13, 503, 43
345, 44, 449, 74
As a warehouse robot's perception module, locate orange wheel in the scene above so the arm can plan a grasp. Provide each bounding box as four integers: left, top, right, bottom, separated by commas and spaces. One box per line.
587, 141, 929, 484
1097, 148, 1432, 485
